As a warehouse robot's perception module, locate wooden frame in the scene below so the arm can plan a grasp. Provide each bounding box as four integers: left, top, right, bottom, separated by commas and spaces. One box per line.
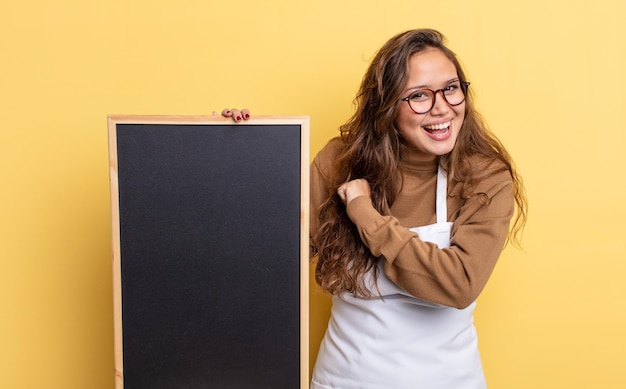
108, 115, 310, 388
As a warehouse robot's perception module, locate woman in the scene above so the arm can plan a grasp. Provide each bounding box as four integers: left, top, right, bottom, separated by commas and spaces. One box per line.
227, 28, 527, 389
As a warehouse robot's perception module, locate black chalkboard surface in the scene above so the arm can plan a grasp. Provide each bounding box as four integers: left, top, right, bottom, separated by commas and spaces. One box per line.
108, 116, 310, 389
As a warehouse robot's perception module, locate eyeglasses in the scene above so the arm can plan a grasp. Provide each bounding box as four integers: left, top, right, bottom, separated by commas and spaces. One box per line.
401, 81, 470, 114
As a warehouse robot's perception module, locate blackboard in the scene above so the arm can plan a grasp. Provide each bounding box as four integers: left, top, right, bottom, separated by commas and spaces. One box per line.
108, 115, 310, 389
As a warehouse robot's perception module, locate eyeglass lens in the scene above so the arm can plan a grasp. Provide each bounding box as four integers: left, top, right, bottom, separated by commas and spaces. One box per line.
407, 82, 467, 114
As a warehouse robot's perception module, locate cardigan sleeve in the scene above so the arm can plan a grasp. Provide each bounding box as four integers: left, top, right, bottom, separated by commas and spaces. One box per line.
346, 166, 515, 309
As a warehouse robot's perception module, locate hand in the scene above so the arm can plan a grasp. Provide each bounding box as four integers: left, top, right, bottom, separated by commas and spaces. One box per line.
212, 108, 251, 122
337, 179, 371, 205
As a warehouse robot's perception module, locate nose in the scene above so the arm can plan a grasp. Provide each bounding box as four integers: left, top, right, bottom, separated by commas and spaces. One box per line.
429, 90, 449, 115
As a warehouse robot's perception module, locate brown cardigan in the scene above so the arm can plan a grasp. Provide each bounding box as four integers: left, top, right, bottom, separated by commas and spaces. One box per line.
310, 138, 514, 309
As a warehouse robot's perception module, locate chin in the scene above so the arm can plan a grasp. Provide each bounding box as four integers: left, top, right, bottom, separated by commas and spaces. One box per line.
428, 142, 456, 156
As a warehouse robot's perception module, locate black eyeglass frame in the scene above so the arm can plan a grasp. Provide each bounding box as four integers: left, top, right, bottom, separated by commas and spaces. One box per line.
401, 81, 471, 114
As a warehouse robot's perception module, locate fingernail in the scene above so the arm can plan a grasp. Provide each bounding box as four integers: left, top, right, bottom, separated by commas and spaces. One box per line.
236, 116, 242, 121
243, 113, 250, 119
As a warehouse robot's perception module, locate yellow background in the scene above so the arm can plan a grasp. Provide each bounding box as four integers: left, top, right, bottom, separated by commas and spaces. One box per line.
1, 0, 625, 387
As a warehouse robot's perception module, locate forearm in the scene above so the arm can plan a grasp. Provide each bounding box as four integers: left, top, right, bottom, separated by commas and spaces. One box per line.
346, 187, 513, 308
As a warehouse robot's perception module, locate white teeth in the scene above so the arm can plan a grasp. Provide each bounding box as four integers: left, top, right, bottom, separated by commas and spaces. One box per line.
424, 121, 450, 131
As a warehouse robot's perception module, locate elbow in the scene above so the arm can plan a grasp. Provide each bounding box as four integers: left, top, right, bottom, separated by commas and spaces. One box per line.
449, 295, 475, 310
441, 264, 488, 309
444, 282, 483, 309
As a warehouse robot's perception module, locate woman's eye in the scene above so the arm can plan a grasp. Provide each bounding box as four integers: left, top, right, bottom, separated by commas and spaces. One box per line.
410, 92, 429, 101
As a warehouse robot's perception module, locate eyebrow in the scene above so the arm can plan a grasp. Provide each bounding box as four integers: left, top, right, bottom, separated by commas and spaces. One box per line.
406, 77, 460, 92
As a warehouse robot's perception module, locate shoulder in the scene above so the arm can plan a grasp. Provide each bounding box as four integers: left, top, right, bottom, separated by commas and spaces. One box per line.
312, 137, 344, 177
469, 154, 511, 178
315, 137, 344, 160
452, 154, 513, 198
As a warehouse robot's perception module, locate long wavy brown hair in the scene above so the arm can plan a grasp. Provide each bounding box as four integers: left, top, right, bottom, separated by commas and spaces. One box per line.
314, 29, 528, 297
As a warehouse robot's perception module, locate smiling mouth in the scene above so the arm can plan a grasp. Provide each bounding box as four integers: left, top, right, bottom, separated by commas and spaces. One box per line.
423, 121, 450, 134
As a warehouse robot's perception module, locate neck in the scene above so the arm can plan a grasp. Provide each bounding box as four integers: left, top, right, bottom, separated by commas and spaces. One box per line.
399, 143, 439, 171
